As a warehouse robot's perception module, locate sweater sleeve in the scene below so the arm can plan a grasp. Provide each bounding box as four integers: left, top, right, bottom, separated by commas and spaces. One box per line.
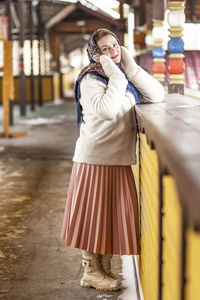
80, 72, 128, 120
127, 67, 165, 103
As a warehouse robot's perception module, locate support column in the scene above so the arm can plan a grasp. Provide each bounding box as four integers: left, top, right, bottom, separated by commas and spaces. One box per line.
127, 8, 135, 56
37, 2, 43, 106
5, 0, 14, 125
152, 20, 166, 83
167, 1, 185, 94
29, 0, 35, 111
18, 0, 26, 116
49, 31, 61, 101
49, 31, 61, 72
119, 0, 125, 45
152, 0, 166, 83
43, 32, 48, 74
44, 31, 50, 73
139, 0, 146, 26
0, 14, 26, 138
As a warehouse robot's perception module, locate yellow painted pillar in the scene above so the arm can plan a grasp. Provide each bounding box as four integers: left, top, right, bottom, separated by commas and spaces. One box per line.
139, 133, 160, 300
0, 22, 26, 138
185, 226, 200, 300
162, 175, 182, 300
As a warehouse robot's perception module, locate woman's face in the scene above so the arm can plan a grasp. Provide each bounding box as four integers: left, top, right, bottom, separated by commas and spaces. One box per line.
97, 34, 121, 64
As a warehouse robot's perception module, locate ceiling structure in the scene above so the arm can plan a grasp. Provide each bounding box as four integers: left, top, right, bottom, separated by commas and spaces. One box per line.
0, 0, 122, 55
0, 0, 200, 57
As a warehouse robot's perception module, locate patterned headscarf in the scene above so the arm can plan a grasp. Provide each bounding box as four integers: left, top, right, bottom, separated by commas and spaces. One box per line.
75, 31, 141, 126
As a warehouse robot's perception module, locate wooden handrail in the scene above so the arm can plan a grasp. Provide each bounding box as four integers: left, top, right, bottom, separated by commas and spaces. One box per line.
135, 94, 200, 228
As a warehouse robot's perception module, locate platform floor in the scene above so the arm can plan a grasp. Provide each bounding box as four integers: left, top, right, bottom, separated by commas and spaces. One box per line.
0, 101, 139, 300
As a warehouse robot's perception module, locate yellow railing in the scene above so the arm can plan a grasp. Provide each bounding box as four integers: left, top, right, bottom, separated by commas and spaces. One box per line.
133, 94, 200, 300
0, 74, 60, 102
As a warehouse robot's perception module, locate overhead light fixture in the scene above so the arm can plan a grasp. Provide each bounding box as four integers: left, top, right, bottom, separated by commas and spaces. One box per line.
83, 34, 91, 40
76, 20, 86, 26
32, 0, 39, 6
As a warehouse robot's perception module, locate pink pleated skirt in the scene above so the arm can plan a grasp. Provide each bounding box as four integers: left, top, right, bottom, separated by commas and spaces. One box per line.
61, 162, 140, 255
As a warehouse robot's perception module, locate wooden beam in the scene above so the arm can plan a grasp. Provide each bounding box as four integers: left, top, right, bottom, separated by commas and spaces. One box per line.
153, 0, 165, 20
146, 1, 153, 29
45, 4, 76, 29
53, 20, 114, 34
5, 0, 14, 126
18, 0, 26, 116
10, 0, 20, 29
77, 3, 119, 26
118, 0, 125, 44
29, 0, 35, 111
37, 1, 43, 106
49, 31, 61, 72
139, 0, 146, 25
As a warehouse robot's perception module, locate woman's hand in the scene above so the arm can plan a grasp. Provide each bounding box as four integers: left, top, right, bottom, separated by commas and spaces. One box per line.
100, 55, 127, 80
120, 46, 139, 77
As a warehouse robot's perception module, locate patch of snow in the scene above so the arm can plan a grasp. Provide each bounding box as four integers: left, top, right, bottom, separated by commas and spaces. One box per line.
133, 256, 144, 300
119, 255, 139, 300
53, 99, 64, 105
19, 117, 63, 125
96, 295, 113, 299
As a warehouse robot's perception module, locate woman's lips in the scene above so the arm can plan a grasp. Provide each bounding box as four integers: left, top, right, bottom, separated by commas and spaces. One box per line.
112, 54, 118, 59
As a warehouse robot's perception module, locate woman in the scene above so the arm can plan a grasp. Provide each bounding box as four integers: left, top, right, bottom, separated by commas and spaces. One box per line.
61, 28, 165, 291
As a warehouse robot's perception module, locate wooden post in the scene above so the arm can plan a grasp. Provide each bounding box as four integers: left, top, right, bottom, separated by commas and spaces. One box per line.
119, 0, 125, 45
29, 0, 35, 111
139, 0, 146, 26
0, 17, 26, 138
18, 0, 26, 116
5, 0, 14, 125
2, 40, 10, 137
37, 2, 43, 106
44, 30, 50, 73
49, 31, 60, 72
167, 0, 185, 94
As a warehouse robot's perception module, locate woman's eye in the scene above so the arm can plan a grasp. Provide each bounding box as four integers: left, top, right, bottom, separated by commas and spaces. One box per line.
113, 43, 118, 48
102, 47, 109, 52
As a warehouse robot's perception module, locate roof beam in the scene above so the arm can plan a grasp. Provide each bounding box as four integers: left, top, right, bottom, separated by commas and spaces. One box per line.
10, 0, 20, 29
45, 4, 76, 29
53, 20, 114, 33
77, 2, 119, 26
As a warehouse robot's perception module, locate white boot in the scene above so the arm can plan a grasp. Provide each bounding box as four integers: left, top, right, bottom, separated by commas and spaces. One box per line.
100, 254, 117, 279
80, 250, 120, 291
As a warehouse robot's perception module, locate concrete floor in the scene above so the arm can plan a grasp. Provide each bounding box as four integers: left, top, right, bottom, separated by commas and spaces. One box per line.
0, 101, 123, 300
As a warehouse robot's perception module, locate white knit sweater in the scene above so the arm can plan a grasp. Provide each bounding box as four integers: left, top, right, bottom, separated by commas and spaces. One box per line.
73, 56, 165, 166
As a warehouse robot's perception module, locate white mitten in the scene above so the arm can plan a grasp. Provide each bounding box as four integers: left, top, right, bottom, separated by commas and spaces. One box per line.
100, 55, 125, 78
121, 46, 139, 78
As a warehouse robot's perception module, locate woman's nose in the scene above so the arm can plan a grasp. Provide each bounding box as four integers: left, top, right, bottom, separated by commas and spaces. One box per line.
110, 47, 115, 54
